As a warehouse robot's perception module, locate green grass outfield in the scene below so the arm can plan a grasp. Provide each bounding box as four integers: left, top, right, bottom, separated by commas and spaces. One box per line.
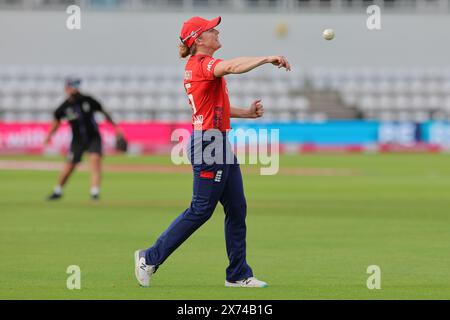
1, 153, 450, 299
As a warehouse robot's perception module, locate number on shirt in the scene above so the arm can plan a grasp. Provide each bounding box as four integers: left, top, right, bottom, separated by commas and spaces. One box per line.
188, 94, 197, 114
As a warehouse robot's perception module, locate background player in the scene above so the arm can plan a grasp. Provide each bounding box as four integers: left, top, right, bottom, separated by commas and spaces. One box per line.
44, 77, 122, 200
135, 16, 291, 288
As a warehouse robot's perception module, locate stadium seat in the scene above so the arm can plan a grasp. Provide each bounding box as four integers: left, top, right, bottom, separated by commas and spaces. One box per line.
1, 64, 450, 122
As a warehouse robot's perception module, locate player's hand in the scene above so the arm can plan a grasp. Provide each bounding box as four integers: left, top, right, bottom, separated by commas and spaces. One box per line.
114, 126, 124, 137
43, 136, 51, 146
268, 55, 291, 71
248, 99, 264, 118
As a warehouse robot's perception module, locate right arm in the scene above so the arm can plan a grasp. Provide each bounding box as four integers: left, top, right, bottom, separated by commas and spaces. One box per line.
89, 96, 123, 137
44, 120, 61, 145
213, 55, 291, 77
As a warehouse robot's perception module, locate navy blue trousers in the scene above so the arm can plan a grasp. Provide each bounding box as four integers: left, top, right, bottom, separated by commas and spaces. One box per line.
145, 131, 253, 282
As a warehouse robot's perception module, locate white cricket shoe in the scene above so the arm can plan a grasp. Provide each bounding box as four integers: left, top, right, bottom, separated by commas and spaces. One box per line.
225, 277, 268, 288
134, 249, 155, 287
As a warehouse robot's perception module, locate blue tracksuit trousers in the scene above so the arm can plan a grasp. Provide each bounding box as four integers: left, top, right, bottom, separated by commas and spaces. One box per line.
145, 131, 253, 282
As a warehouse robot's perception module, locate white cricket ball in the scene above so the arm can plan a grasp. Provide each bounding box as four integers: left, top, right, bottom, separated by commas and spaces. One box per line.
322, 28, 335, 41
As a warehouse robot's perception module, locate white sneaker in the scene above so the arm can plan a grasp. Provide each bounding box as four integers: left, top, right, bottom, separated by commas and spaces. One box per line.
225, 277, 268, 288
134, 249, 155, 287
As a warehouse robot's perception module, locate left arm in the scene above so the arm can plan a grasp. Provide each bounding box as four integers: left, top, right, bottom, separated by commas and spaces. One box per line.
89, 96, 123, 136
102, 109, 123, 136
230, 99, 264, 119
102, 109, 117, 127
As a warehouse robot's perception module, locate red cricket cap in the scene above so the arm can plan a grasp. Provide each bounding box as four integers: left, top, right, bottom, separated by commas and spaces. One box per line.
180, 16, 221, 48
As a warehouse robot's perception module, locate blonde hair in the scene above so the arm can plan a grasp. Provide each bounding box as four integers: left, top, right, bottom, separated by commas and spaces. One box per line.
178, 43, 197, 58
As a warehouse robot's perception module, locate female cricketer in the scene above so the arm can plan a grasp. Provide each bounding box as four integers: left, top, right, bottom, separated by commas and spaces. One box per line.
135, 16, 291, 288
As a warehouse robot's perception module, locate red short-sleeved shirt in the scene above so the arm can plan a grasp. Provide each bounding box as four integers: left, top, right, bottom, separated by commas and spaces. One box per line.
184, 54, 231, 132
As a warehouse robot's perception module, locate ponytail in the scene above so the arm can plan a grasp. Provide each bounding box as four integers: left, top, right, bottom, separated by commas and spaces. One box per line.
178, 43, 197, 58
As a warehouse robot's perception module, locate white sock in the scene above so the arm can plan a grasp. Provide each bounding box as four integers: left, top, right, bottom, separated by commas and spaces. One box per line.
90, 187, 100, 196
54, 185, 62, 195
